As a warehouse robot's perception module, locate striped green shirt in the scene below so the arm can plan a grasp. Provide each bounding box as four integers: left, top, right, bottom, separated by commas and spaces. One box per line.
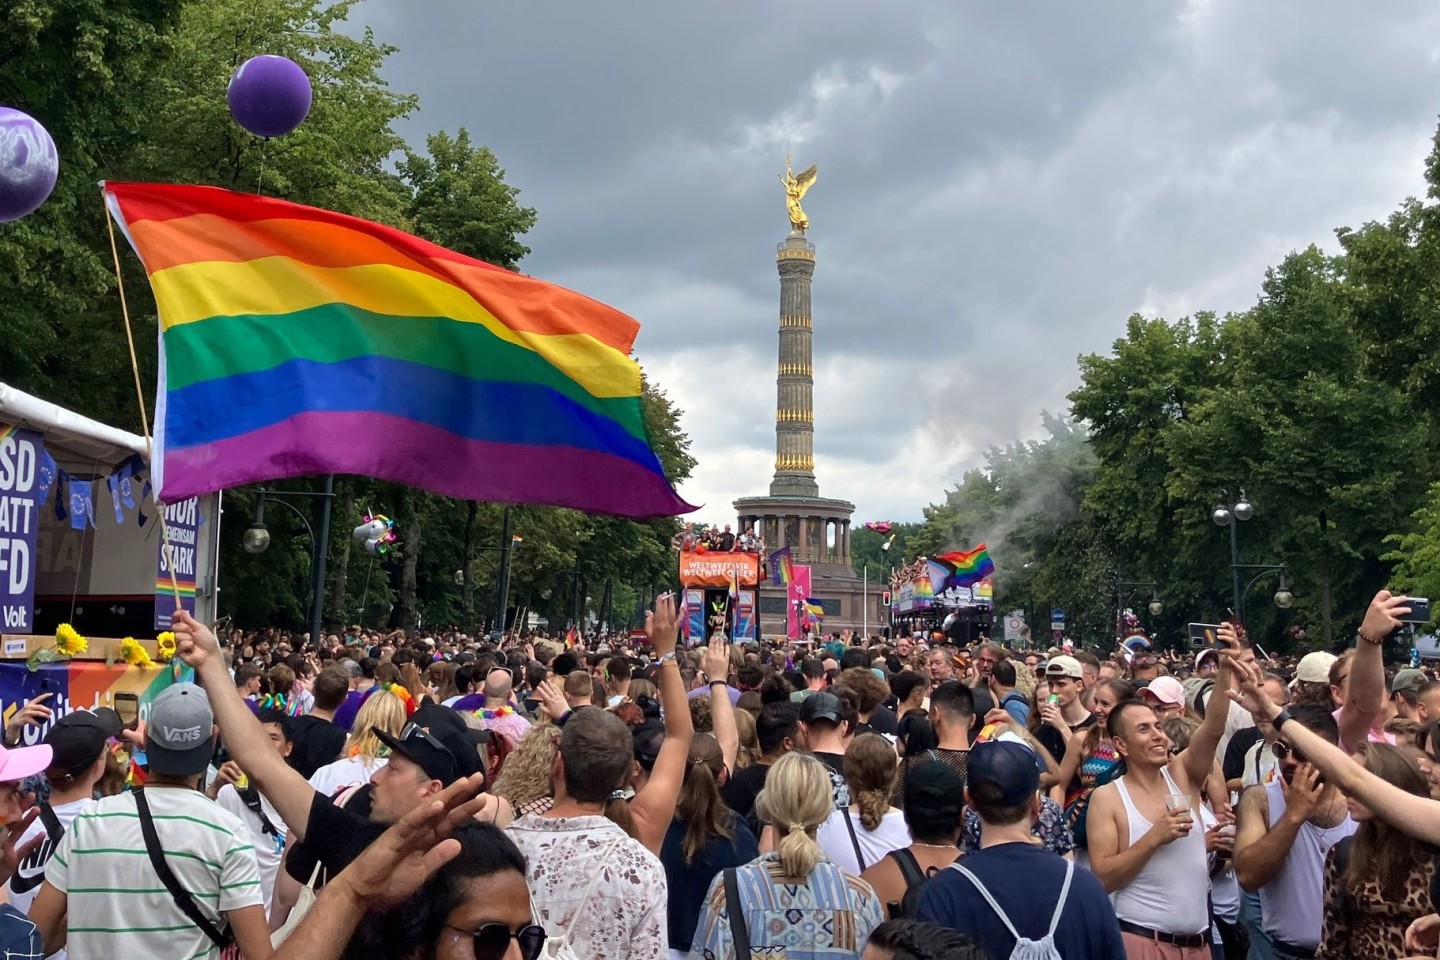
45, 788, 262, 960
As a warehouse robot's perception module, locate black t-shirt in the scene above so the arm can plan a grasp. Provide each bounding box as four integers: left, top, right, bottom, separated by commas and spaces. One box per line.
866, 704, 900, 736
814, 750, 850, 806
289, 790, 419, 959
721, 761, 771, 834
1036, 713, 1096, 794
1223, 726, 1264, 783
286, 715, 347, 780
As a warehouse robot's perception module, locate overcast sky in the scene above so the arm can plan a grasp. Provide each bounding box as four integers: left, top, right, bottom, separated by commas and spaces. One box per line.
351, 0, 1440, 525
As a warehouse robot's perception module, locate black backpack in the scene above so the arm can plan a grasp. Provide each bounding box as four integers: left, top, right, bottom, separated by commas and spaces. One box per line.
885, 847, 940, 920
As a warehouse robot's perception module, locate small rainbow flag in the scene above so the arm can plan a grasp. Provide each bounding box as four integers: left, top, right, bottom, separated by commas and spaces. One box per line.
565, 625, 578, 649
935, 544, 995, 588
803, 599, 824, 618
102, 182, 695, 519
769, 546, 794, 586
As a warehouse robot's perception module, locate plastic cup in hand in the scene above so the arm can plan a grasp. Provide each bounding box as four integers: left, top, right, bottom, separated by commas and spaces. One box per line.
1165, 794, 1192, 821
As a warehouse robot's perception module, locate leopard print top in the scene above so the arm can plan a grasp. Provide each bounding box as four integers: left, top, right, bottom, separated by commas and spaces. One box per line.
1316, 839, 1435, 960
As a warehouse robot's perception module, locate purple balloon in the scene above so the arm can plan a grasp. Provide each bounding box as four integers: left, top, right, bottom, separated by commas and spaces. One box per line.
227, 55, 313, 138
0, 108, 59, 223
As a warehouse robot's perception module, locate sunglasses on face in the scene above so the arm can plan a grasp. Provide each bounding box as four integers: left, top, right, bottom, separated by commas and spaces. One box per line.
1271, 741, 1307, 765
448, 922, 546, 960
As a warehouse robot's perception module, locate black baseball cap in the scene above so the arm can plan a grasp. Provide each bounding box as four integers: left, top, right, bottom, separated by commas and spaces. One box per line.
373, 704, 483, 785
903, 759, 964, 815
798, 691, 843, 724
45, 708, 122, 781
967, 740, 1040, 807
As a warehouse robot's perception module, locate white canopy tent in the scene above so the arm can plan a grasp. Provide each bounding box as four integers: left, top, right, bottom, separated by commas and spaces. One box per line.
0, 381, 219, 633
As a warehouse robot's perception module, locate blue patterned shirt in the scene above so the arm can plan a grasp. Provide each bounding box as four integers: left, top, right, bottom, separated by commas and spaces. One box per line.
689, 852, 884, 959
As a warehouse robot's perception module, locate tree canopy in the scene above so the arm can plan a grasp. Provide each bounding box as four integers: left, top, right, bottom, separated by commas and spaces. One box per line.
2, 0, 693, 635
911, 122, 1440, 654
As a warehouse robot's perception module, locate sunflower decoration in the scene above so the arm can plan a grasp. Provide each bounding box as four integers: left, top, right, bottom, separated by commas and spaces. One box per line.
155, 632, 177, 663
27, 623, 89, 671
119, 637, 155, 670
56, 624, 87, 657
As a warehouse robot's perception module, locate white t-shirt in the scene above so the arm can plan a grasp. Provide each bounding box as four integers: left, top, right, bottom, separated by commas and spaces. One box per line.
308, 754, 386, 797
45, 787, 263, 960
816, 807, 911, 875
215, 785, 290, 915
9, 797, 91, 960
1242, 740, 1282, 788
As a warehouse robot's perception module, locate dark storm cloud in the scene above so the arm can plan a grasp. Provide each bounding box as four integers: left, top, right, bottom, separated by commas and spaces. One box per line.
347, 0, 1440, 522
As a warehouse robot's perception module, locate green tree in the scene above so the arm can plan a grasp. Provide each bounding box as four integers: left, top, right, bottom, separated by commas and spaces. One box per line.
400, 129, 536, 270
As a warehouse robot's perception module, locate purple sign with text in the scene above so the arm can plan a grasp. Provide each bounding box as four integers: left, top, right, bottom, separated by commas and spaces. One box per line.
0, 427, 43, 633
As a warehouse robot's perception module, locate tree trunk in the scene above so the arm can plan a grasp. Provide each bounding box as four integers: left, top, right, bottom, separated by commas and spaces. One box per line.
461, 501, 477, 619
331, 487, 355, 626
400, 518, 423, 631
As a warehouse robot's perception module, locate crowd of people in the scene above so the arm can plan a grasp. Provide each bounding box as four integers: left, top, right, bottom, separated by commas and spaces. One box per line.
0, 589, 1435, 959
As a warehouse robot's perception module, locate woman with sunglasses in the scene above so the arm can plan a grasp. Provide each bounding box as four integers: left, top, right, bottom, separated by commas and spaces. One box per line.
275, 774, 545, 960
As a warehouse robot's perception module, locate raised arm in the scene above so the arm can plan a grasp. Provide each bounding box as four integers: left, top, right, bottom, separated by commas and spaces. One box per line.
1337, 591, 1406, 751
1229, 656, 1440, 847
269, 775, 486, 960
703, 635, 738, 773
173, 610, 317, 839
1177, 630, 1236, 788
628, 596, 693, 853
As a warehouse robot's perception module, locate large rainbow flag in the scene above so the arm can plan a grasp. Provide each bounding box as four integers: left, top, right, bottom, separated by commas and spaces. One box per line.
102, 182, 696, 518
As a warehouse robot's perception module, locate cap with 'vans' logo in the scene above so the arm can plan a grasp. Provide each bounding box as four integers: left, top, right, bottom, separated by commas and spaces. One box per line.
147, 683, 214, 776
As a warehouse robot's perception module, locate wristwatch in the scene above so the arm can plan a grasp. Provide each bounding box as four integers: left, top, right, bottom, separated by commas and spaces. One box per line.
1270, 707, 1294, 729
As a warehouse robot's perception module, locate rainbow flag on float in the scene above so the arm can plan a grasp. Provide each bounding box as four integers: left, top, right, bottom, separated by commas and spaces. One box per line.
101, 182, 695, 519
933, 544, 995, 588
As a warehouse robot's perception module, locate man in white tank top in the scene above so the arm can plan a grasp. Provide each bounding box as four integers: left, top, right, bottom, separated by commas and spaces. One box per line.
1088, 632, 1237, 959
1232, 704, 1356, 960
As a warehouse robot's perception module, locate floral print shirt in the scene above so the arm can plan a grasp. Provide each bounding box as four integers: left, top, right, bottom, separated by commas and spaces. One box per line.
961, 796, 1074, 856
507, 813, 667, 960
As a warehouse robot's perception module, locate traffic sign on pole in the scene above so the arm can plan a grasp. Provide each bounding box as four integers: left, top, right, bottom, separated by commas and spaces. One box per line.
1051, 607, 1066, 623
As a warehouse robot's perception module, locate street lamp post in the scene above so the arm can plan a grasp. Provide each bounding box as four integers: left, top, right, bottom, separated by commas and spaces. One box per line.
1212, 490, 1255, 615
242, 476, 335, 644
493, 505, 512, 638
1213, 491, 1292, 623
1234, 563, 1294, 625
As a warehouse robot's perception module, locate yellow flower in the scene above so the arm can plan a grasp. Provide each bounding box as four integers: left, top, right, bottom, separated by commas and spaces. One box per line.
55, 624, 87, 657
119, 637, 154, 669
156, 632, 177, 662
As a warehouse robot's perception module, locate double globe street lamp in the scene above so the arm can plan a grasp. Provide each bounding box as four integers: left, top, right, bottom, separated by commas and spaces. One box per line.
1212, 490, 1294, 622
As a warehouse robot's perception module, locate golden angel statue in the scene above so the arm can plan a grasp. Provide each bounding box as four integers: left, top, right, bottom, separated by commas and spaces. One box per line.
779, 154, 818, 233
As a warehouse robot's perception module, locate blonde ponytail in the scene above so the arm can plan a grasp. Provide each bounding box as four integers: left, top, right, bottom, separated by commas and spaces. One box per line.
755, 752, 833, 880
776, 822, 822, 879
